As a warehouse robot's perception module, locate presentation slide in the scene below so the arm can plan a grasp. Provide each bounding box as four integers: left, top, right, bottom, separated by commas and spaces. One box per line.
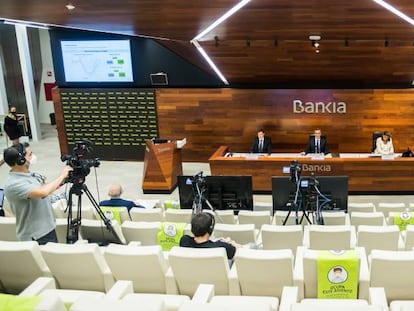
60, 40, 134, 82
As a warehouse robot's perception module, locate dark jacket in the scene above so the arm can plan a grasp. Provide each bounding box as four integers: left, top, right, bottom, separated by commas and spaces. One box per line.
251, 136, 272, 154
304, 135, 329, 154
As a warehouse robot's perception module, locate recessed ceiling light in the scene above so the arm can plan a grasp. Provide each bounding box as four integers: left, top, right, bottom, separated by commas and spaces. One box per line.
372, 0, 414, 26
65, 3, 75, 10
192, 0, 251, 41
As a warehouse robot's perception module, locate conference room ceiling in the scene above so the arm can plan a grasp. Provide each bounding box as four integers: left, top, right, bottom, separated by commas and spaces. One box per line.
2, 0, 414, 87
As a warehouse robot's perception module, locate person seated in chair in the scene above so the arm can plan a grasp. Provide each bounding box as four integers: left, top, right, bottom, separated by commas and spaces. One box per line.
251, 128, 272, 155
99, 184, 144, 212
374, 130, 394, 155
304, 128, 329, 155
179, 212, 242, 260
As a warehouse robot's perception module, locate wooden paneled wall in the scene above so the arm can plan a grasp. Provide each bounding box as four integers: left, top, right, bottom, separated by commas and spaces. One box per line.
157, 89, 414, 161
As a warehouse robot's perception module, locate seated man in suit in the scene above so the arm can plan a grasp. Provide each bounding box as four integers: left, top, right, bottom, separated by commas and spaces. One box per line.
304, 128, 329, 154
251, 129, 272, 155
99, 184, 144, 212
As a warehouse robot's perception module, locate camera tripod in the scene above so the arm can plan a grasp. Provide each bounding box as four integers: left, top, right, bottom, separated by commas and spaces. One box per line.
192, 177, 214, 214
282, 177, 324, 225
191, 174, 225, 223
65, 181, 124, 244
283, 180, 311, 225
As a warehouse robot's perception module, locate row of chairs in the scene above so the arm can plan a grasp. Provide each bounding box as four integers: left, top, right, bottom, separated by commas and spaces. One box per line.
50, 197, 414, 227
2, 216, 414, 255
12, 278, 387, 311
3, 240, 413, 311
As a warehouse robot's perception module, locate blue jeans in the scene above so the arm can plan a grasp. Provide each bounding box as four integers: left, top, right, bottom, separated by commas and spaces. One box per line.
34, 229, 58, 245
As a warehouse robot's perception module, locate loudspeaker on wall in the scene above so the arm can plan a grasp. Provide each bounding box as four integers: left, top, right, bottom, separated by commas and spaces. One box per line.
150, 73, 168, 85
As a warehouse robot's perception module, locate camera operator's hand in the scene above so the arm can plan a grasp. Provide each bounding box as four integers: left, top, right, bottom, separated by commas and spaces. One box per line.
59, 165, 73, 186
61, 165, 73, 178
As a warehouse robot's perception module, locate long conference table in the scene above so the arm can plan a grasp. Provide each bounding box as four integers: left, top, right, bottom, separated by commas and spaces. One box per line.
208, 146, 414, 193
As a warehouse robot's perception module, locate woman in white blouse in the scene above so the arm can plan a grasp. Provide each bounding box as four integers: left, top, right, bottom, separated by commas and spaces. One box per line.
375, 131, 394, 154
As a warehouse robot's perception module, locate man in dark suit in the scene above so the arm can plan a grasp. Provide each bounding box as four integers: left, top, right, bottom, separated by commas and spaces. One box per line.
304, 128, 329, 154
251, 129, 272, 155
99, 184, 144, 212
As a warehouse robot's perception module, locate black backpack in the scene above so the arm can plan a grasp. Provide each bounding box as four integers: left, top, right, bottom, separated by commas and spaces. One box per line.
402, 148, 414, 157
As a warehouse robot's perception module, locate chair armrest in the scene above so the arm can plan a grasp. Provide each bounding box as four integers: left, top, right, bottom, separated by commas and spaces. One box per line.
103, 270, 115, 292
19, 277, 57, 296
357, 247, 370, 300
192, 284, 215, 302
34, 292, 66, 311
369, 287, 388, 311
302, 227, 310, 248
165, 267, 179, 294
74, 239, 89, 244
293, 246, 305, 300
105, 280, 134, 300
228, 263, 241, 295
398, 234, 405, 251
279, 286, 299, 311
127, 241, 142, 247
350, 225, 357, 248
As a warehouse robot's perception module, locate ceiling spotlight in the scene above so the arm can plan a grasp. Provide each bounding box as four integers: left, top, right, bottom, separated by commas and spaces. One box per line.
214, 36, 219, 47
384, 38, 389, 47
65, 3, 75, 10
314, 42, 320, 48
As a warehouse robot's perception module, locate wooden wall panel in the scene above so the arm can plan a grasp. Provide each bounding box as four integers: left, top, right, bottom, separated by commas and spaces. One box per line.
53, 88, 158, 161
157, 89, 414, 161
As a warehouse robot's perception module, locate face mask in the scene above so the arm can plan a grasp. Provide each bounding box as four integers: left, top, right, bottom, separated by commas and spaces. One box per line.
29, 153, 38, 165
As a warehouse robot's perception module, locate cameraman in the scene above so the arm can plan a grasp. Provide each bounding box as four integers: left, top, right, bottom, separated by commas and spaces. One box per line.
3, 143, 72, 244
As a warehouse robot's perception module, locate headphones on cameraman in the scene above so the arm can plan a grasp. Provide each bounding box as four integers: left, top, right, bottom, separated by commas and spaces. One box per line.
203, 211, 215, 235
9, 143, 26, 166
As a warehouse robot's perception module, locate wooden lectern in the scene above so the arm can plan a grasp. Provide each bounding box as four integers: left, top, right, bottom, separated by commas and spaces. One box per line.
142, 139, 184, 194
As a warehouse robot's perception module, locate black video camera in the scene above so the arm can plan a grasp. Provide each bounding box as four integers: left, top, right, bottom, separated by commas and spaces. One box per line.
61, 140, 100, 184
289, 160, 302, 184
192, 171, 206, 190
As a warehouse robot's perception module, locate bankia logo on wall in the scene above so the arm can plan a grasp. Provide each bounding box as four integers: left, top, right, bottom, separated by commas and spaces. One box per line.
293, 99, 347, 114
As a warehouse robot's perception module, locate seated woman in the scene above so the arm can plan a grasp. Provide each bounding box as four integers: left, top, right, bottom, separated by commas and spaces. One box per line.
374, 130, 394, 154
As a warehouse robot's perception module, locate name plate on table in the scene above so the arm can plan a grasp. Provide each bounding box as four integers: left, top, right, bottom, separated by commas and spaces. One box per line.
310, 153, 325, 160
245, 154, 261, 160
381, 154, 395, 160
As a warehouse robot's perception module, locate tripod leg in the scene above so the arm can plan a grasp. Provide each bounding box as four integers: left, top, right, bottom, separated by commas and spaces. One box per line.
82, 184, 125, 245
300, 210, 313, 225
284, 184, 302, 225
282, 206, 293, 225
203, 198, 226, 224
66, 187, 81, 244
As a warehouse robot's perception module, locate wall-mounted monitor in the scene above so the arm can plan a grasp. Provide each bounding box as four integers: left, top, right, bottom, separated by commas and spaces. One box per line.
60, 40, 134, 83
177, 175, 253, 213
272, 176, 348, 212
